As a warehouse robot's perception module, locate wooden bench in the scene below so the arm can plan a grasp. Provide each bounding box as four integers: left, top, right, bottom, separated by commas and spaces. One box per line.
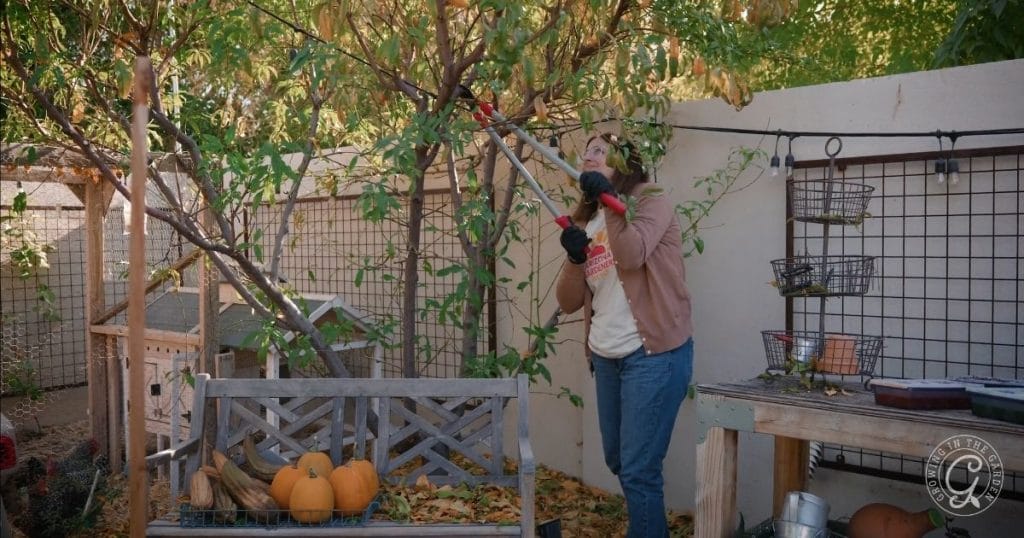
145, 374, 535, 537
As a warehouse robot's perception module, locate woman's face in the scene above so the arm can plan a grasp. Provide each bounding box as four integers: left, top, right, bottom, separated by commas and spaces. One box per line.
581, 137, 616, 183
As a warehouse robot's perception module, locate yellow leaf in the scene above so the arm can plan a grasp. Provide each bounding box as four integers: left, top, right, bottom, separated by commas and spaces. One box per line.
71, 99, 86, 124
533, 95, 548, 123
316, 3, 334, 40
448, 0, 469, 8
415, 474, 435, 491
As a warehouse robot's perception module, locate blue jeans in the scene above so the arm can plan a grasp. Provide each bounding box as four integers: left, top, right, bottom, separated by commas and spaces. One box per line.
592, 339, 693, 538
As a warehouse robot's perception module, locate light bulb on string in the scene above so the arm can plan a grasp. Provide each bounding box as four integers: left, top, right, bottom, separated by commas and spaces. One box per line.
948, 134, 960, 185
934, 158, 947, 184
934, 133, 946, 185
784, 136, 796, 177
769, 133, 781, 177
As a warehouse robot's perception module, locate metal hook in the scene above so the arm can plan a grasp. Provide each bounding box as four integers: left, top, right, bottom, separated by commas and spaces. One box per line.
825, 136, 842, 158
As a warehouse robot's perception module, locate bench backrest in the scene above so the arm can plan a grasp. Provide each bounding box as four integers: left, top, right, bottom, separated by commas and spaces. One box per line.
183, 374, 530, 490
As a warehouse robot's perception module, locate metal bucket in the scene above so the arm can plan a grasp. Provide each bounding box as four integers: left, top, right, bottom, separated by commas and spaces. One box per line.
780, 491, 830, 531
774, 520, 828, 538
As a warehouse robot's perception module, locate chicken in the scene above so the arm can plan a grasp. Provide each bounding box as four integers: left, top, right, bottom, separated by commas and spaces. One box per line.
20, 439, 109, 538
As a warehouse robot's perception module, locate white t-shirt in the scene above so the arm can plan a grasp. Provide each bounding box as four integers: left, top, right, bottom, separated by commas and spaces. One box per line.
584, 211, 643, 358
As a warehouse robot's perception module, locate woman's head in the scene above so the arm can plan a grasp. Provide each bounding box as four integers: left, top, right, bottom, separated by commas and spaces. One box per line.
574, 133, 647, 222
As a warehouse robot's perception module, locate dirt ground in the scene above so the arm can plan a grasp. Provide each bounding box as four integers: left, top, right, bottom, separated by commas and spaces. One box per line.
2, 387, 695, 537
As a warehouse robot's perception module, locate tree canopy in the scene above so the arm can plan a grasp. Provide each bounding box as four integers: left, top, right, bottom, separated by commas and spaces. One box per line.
2, 0, 1020, 381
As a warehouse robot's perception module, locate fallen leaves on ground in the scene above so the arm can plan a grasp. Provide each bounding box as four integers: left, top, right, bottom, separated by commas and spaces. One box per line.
9, 419, 694, 537
376, 457, 694, 537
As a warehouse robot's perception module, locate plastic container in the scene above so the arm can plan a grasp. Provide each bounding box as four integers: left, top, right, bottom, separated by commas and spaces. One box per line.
966, 387, 1024, 425
869, 379, 972, 410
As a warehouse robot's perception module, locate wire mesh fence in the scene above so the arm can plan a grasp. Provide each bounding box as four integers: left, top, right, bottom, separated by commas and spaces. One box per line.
0, 178, 199, 397
1, 198, 88, 392
788, 146, 1022, 498
248, 190, 484, 379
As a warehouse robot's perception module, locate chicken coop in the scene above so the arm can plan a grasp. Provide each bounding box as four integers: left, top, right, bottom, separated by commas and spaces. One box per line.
92, 280, 384, 461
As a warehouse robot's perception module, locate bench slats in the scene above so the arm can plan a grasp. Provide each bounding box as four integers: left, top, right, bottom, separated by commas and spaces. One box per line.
204, 377, 520, 398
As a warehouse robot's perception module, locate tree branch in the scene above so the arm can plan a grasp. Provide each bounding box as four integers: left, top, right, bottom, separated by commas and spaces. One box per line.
269, 90, 323, 282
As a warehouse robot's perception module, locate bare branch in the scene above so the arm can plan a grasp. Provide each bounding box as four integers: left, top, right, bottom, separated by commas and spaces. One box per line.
148, 108, 236, 243
269, 90, 323, 282
444, 143, 475, 257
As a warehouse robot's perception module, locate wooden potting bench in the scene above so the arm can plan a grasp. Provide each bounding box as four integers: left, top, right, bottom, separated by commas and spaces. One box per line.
145, 374, 535, 537
694, 378, 1024, 538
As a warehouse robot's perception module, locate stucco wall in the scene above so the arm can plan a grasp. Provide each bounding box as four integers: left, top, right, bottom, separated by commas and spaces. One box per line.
503, 59, 1024, 533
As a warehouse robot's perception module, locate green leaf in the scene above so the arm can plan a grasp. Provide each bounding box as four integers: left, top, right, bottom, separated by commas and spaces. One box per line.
436, 264, 464, 278
12, 191, 28, 214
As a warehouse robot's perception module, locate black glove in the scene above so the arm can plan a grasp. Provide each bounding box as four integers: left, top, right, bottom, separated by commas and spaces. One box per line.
560, 225, 591, 265
579, 171, 615, 203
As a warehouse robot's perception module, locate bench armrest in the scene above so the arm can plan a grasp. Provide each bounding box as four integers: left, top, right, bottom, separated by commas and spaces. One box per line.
145, 437, 201, 470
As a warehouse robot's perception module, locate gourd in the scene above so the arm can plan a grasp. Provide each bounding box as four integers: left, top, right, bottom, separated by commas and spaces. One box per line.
329, 463, 375, 515
347, 458, 380, 498
269, 463, 305, 510
189, 469, 214, 509
212, 450, 279, 521
848, 503, 944, 538
289, 468, 334, 524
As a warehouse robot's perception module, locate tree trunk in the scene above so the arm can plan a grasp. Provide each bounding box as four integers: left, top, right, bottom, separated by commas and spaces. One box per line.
401, 146, 431, 379
458, 252, 484, 376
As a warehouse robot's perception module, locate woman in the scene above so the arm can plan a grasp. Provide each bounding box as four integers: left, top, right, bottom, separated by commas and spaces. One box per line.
555, 133, 693, 538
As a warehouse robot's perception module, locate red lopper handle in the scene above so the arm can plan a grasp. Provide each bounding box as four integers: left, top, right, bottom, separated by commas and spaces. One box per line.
599, 193, 627, 215
554, 215, 592, 257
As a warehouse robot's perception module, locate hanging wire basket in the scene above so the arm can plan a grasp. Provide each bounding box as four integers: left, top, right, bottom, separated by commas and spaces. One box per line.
771, 255, 875, 297
761, 330, 882, 376
788, 180, 874, 225
180, 497, 380, 528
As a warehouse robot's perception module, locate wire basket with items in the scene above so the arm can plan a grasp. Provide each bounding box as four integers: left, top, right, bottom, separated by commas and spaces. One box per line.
180, 497, 380, 528
770, 254, 876, 297
761, 330, 883, 376
788, 179, 874, 225
763, 137, 883, 384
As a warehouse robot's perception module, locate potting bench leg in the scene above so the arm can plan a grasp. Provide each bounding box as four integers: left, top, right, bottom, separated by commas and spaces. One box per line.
773, 436, 808, 517
695, 426, 738, 538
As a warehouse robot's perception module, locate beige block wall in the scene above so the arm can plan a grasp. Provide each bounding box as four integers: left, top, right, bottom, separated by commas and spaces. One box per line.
502, 59, 1024, 533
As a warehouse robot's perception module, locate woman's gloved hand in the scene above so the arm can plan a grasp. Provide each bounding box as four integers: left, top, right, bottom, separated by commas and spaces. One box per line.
579, 171, 615, 202
560, 225, 591, 264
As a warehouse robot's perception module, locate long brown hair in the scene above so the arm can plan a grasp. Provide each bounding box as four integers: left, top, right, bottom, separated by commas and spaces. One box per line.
571, 133, 648, 223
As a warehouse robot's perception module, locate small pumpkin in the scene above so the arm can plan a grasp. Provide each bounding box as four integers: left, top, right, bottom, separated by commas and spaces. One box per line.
347, 458, 380, 498
297, 450, 334, 481
269, 463, 304, 510
329, 463, 375, 515
289, 468, 334, 523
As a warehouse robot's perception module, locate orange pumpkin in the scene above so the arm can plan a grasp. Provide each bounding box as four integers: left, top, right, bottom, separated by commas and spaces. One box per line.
329, 463, 375, 515
346, 459, 380, 498
268, 463, 304, 510
289, 468, 334, 523
297, 451, 334, 481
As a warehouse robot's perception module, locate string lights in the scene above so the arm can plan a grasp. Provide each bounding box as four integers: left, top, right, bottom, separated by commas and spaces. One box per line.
769, 134, 781, 177
934, 135, 947, 184
784, 136, 796, 178
933, 132, 963, 185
